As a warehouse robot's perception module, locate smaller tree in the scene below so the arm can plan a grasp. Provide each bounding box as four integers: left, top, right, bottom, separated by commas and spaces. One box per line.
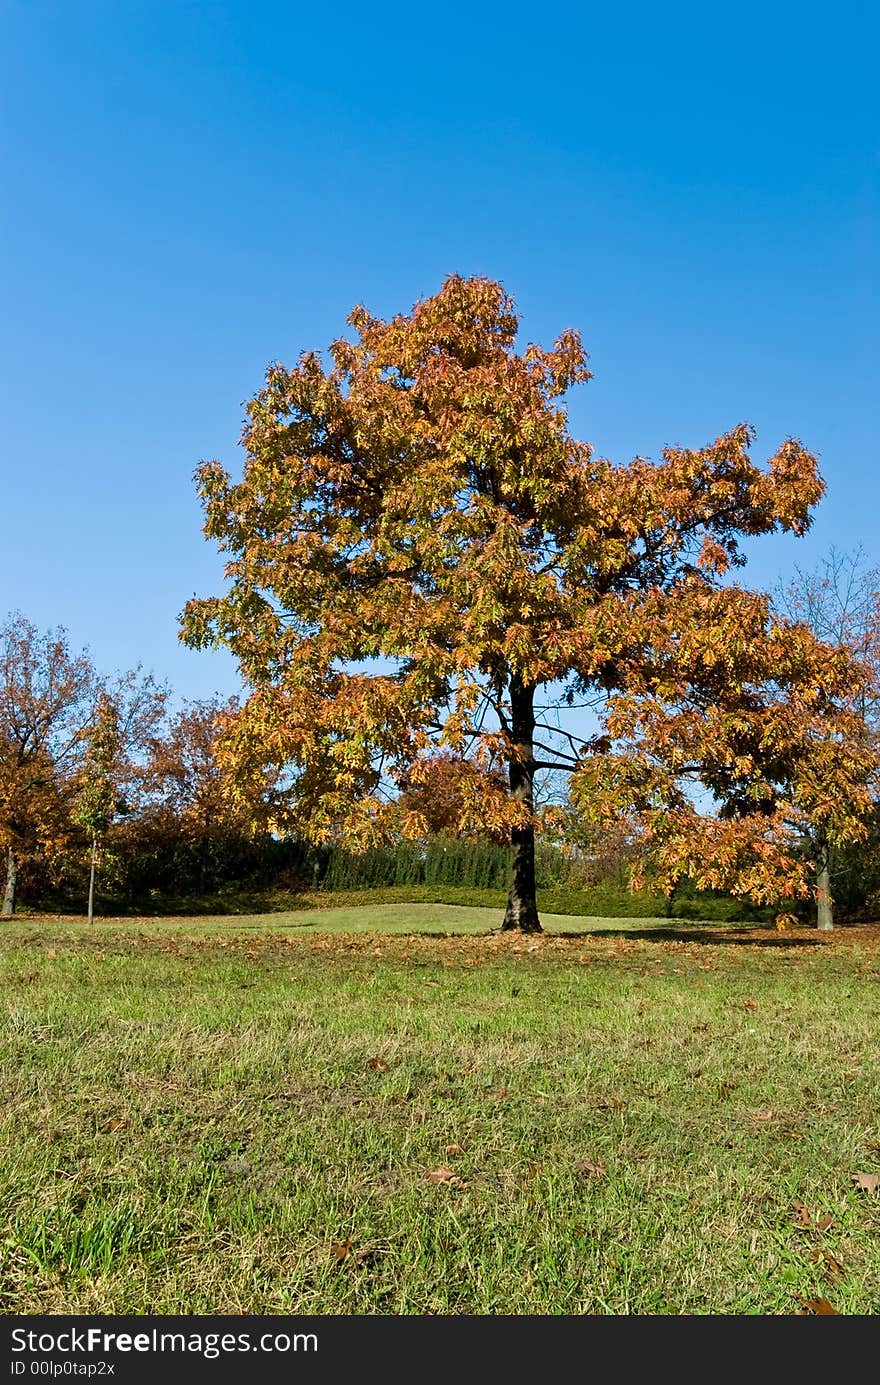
72, 695, 120, 923
72, 672, 166, 919
0, 614, 98, 915
143, 697, 257, 838
119, 696, 281, 897
567, 584, 876, 928
774, 547, 880, 926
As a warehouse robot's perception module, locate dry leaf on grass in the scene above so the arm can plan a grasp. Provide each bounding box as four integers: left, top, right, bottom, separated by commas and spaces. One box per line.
798, 1296, 840, 1315
851, 1171, 880, 1193
573, 1160, 607, 1180
810, 1247, 844, 1276
367, 1057, 387, 1071
793, 1201, 812, 1228
423, 1167, 466, 1186
444, 1143, 464, 1156
329, 1239, 377, 1266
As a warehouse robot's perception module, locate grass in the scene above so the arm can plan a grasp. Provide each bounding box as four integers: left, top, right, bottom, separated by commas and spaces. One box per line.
1, 906, 879, 1314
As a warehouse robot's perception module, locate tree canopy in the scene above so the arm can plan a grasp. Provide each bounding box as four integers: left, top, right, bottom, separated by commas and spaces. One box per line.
182, 275, 875, 930
0, 613, 98, 914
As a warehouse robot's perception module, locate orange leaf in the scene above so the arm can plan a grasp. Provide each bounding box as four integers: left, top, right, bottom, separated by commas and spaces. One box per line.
798, 1297, 839, 1315
792, 1200, 811, 1227
423, 1167, 463, 1185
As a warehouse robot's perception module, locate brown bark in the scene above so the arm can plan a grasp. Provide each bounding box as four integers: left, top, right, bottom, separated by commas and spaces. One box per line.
87, 835, 97, 924
2, 846, 15, 916
501, 674, 542, 933
816, 833, 834, 931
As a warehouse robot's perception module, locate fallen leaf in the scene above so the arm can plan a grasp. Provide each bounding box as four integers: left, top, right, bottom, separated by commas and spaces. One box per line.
793, 1201, 811, 1227
99, 1117, 127, 1133
330, 1239, 354, 1262
817, 1213, 835, 1232
46, 947, 56, 959
810, 1247, 844, 1276
423, 1167, 465, 1185
851, 1171, 880, 1193
798, 1296, 840, 1315
367, 1057, 387, 1071
444, 1143, 464, 1156
573, 1160, 607, 1180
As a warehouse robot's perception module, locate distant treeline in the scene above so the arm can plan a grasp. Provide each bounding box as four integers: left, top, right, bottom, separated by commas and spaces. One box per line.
13, 828, 807, 924
5, 610, 880, 922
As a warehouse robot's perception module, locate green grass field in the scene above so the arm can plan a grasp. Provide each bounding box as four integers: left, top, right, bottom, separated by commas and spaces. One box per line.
2, 905, 878, 1314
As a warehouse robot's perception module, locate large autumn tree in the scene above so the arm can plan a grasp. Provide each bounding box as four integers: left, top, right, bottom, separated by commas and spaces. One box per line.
182, 276, 873, 931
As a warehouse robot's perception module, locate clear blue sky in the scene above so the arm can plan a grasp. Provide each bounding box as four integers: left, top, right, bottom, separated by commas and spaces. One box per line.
2, 0, 877, 705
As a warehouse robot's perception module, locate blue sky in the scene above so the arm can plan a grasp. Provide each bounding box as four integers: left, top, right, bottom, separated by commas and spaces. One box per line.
2, 0, 877, 705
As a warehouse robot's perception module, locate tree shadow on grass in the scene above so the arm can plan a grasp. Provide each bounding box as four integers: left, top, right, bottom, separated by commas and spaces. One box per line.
550, 925, 827, 947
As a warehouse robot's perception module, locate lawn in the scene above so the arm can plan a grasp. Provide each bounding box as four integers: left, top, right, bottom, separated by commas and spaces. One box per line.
1, 906, 879, 1314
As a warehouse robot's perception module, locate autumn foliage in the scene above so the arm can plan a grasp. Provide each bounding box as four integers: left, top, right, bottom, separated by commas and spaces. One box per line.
182, 275, 875, 930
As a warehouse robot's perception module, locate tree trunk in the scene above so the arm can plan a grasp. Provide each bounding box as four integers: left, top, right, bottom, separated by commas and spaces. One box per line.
87, 836, 97, 924
2, 847, 16, 917
501, 674, 542, 933
815, 833, 833, 931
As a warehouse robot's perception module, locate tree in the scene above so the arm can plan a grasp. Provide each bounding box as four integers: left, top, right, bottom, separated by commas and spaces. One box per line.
773, 548, 880, 927
0, 614, 98, 915
776, 547, 880, 730
141, 695, 276, 838
72, 693, 121, 923
71, 671, 166, 920
116, 695, 281, 896
182, 275, 873, 931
